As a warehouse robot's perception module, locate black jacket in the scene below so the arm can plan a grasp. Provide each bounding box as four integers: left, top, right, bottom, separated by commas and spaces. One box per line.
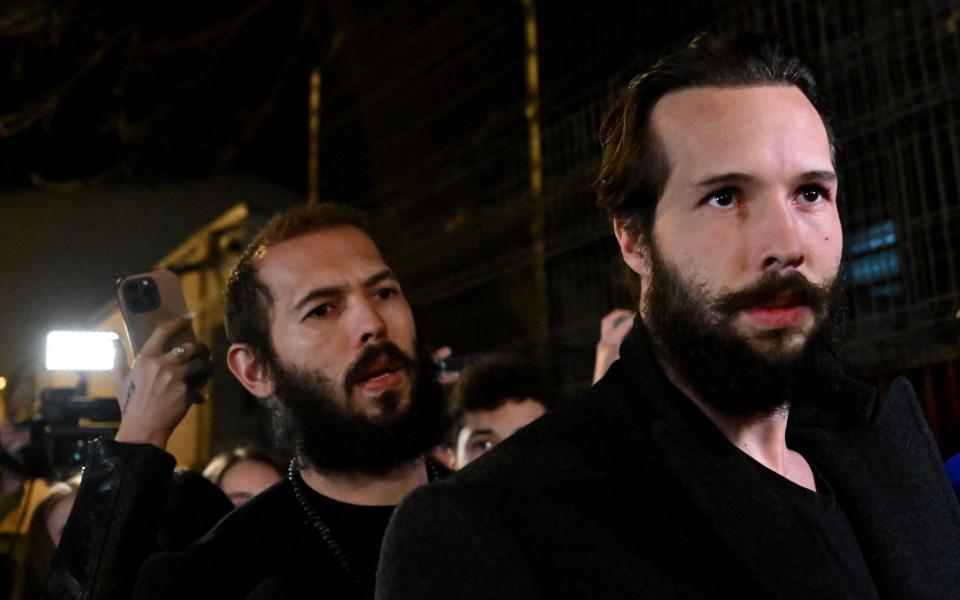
377, 324, 960, 599
44, 440, 233, 600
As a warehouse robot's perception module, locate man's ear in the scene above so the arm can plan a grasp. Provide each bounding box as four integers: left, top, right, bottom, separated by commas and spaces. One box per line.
226, 343, 275, 398
613, 217, 651, 279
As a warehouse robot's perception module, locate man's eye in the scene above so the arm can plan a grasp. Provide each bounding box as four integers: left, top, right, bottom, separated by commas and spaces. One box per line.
704, 189, 737, 208
375, 288, 396, 300
798, 185, 828, 204
308, 304, 330, 318
471, 440, 495, 453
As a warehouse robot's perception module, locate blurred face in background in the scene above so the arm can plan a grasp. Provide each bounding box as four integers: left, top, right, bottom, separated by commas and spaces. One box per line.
218, 459, 281, 506
455, 398, 546, 468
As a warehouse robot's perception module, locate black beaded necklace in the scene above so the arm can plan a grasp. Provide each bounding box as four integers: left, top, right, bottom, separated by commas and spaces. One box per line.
287, 458, 443, 597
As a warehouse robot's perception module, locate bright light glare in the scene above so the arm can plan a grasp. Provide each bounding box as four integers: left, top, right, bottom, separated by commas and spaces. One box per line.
46, 331, 119, 371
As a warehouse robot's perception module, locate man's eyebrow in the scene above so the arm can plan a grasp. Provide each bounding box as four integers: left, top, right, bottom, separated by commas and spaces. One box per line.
694, 172, 754, 188
797, 170, 837, 183
467, 429, 495, 439
291, 269, 396, 314
292, 286, 343, 313
693, 170, 837, 188
364, 269, 397, 288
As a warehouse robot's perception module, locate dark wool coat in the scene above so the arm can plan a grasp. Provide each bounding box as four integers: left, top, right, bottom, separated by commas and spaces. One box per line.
377, 324, 960, 599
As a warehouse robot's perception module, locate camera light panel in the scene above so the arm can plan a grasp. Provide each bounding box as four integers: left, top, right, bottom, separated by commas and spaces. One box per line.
46, 331, 119, 371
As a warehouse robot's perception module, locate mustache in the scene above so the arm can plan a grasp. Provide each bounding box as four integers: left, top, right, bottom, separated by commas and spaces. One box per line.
342, 342, 416, 392
712, 270, 834, 317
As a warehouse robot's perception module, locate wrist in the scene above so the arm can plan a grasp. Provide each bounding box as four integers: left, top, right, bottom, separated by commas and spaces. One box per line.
114, 424, 172, 450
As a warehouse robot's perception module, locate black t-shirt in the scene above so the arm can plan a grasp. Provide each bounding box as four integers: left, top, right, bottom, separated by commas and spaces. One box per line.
747, 457, 880, 600
295, 475, 397, 597
134, 473, 396, 599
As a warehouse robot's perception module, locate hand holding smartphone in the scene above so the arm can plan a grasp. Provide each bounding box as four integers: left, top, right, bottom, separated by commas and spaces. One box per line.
116, 269, 199, 355
113, 270, 211, 448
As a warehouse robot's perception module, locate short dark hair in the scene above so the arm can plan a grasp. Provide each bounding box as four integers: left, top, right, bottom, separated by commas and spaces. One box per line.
224, 202, 373, 368
202, 446, 285, 486
595, 32, 835, 238
451, 355, 551, 421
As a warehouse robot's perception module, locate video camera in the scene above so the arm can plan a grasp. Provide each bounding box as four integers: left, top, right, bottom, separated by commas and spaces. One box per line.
11, 387, 120, 479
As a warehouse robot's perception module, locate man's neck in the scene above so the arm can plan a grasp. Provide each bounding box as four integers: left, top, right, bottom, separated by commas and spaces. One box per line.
299, 459, 428, 506
658, 357, 817, 492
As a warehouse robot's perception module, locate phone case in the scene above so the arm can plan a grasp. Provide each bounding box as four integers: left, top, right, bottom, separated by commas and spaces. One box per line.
116, 269, 198, 355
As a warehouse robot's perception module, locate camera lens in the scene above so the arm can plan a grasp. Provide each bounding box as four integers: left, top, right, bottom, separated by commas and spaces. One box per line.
123, 277, 160, 313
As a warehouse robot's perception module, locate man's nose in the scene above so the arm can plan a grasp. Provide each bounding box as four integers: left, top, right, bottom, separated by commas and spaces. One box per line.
751, 196, 805, 272
352, 298, 387, 345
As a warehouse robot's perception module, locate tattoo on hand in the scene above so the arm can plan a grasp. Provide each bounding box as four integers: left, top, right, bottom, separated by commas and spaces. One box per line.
122, 381, 136, 414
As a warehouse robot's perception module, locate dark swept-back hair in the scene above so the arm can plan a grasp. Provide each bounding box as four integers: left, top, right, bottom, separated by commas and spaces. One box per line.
595, 32, 836, 238
224, 202, 374, 368
451, 355, 553, 424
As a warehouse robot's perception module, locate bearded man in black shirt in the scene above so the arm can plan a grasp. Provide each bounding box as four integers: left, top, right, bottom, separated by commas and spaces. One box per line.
376, 34, 960, 599
127, 203, 450, 599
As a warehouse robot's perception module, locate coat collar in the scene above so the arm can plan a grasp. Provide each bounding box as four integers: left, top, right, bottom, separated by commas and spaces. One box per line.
600, 318, 879, 599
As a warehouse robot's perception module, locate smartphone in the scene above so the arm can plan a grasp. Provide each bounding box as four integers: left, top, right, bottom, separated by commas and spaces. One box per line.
116, 269, 198, 356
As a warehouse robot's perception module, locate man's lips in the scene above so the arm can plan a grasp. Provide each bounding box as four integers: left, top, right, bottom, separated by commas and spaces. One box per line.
742, 304, 809, 329
356, 370, 404, 393
353, 358, 405, 392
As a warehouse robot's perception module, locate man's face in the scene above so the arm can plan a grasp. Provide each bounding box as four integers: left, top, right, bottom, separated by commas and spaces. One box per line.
257, 225, 417, 416
638, 85, 842, 357
617, 85, 845, 415
455, 398, 546, 468
252, 225, 448, 474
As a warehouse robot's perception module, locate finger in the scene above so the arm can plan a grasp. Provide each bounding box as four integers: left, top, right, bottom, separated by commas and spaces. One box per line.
140, 313, 196, 357
431, 346, 452, 362
192, 342, 211, 362
163, 342, 198, 365
183, 357, 214, 389
612, 311, 636, 330
112, 339, 131, 397
605, 308, 633, 322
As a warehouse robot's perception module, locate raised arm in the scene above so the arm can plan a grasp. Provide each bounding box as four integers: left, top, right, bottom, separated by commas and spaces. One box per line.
44, 315, 211, 600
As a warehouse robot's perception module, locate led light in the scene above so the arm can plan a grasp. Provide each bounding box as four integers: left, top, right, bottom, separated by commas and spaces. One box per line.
45, 331, 119, 371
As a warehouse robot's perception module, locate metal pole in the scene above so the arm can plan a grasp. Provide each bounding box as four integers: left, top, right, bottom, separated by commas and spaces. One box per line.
522, 0, 549, 367
308, 67, 322, 204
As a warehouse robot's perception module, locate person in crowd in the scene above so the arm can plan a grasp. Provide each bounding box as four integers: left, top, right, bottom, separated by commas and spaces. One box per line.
123, 202, 451, 599
450, 356, 551, 468
43, 325, 230, 600
18, 477, 78, 599
592, 308, 635, 383
202, 447, 284, 506
0, 366, 57, 599
376, 33, 960, 599
0, 366, 37, 519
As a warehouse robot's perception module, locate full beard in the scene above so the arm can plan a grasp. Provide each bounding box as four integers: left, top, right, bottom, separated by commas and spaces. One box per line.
642, 242, 847, 420
269, 343, 450, 476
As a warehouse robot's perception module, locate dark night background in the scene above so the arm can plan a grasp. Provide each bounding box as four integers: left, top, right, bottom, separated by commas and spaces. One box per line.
1, 1, 959, 451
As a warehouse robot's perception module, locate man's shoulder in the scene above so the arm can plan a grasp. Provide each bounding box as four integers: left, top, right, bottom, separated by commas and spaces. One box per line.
421, 375, 657, 507
134, 479, 306, 599
791, 374, 920, 433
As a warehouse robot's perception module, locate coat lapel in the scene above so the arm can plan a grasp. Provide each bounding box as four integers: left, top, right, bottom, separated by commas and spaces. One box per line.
790, 377, 960, 599
610, 324, 849, 599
